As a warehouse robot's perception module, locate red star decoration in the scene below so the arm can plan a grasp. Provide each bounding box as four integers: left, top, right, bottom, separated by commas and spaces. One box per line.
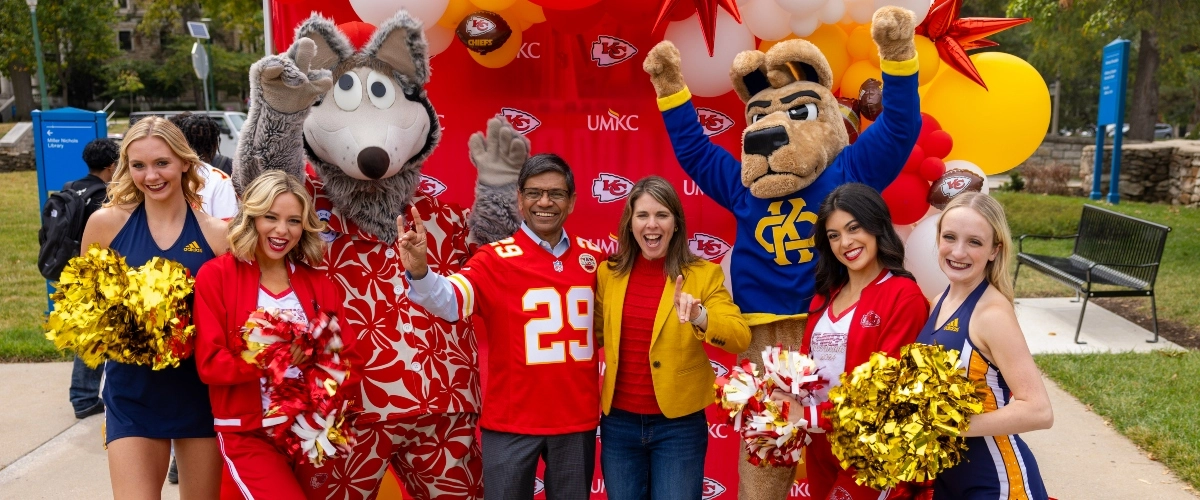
916, 0, 1030, 89
654, 0, 743, 57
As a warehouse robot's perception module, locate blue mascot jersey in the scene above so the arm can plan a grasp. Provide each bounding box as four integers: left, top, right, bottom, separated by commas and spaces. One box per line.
658, 58, 921, 325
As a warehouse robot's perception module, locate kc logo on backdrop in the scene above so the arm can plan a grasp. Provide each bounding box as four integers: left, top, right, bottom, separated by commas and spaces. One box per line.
501, 108, 542, 134
696, 108, 735, 136
688, 233, 731, 261
702, 478, 728, 499
418, 175, 447, 198
591, 36, 638, 67
592, 173, 633, 203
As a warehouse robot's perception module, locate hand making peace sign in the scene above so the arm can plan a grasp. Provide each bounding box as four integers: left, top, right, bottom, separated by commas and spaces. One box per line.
397, 207, 430, 280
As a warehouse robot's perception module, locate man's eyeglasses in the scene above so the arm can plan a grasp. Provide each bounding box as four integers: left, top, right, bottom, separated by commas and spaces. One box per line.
521, 188, 570, 202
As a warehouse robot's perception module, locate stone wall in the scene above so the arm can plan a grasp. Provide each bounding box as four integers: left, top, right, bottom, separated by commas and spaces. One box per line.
1021, 134, 1099, 169
1079, 140, 1200, 206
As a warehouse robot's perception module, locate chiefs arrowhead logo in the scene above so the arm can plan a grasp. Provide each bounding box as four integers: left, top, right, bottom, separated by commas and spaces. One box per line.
710, 360, 729, 378
590, 35, 638, 67
418, 175, 447, 197
501, 107, 541, 134
533, 477, 545, 495
688, 233, 731, 261
702, 477, 728, 499
464, 15, 496, 37
696, 108, 735, 137
591, 173, 633, 203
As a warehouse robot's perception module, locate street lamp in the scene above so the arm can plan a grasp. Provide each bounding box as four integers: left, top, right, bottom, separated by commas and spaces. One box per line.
26, 0, 49, 111
200, 18, 214, 112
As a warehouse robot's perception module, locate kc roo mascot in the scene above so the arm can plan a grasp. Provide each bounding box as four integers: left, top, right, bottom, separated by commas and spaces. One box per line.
644, 7, 921, 499
234, 11, 525, 500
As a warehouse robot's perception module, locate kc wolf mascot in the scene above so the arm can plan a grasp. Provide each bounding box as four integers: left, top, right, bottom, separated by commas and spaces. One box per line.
644, 7, 921, 500
234, 11, 524, 500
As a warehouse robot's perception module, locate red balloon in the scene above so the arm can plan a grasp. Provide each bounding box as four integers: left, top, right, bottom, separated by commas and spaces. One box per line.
882, 173, 932, 225
663, 1, 698, 22
530, 0, 603, 9
543, 2, 610, 35
902, 144, 926, 174
605, 0, 661, 16
919, 112, 941, 137
920, 130, 954, 159
919, 156, 946, 182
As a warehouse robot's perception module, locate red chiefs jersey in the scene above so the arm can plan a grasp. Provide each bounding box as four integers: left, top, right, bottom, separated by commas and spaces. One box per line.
306, 172, 479, 425
447, 229, 603, 435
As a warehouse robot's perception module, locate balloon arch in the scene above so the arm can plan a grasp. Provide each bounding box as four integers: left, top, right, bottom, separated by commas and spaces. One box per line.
267, 1, 1050, 498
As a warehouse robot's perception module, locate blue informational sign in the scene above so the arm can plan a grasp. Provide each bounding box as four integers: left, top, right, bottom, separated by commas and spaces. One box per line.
32, 107, 107, 309
1091, 39, 1130, 203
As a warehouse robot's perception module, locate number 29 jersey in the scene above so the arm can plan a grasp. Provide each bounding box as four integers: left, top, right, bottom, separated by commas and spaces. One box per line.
446, 230, 603, 435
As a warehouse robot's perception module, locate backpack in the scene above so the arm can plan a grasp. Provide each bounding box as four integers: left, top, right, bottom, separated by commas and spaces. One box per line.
38, 182, 107, 281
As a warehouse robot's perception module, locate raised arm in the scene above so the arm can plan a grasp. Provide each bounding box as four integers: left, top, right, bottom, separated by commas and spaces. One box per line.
467, 116, 528, 245
399, 207, 467, 322
233, 38, 332, 195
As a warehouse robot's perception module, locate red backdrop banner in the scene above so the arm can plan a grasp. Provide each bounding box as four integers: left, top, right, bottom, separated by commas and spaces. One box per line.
272, 2, 811, 498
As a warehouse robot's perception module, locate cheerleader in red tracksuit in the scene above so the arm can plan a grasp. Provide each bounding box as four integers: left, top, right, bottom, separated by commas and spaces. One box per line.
194, 171, 360, 499
782, 183, 930, 500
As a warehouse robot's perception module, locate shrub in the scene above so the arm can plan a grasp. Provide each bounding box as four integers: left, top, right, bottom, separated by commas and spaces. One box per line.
1023, 163, 1073, 196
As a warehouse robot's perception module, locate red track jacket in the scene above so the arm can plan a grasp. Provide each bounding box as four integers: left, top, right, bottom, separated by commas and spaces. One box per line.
194, 253, 361, 433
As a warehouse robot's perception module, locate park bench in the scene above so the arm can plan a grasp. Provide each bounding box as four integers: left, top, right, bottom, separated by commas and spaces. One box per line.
1013, 204, 1171, 344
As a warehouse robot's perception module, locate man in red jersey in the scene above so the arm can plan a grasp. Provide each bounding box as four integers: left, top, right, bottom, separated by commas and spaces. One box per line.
401, 153, 602, 500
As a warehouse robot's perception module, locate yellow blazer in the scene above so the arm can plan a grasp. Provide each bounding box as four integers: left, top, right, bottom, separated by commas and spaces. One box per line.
597, 259, 750, 418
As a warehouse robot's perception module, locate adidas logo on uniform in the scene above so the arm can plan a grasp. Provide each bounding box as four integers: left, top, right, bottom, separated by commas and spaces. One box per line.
183, 241, 203, 253
945, 318, 960, 332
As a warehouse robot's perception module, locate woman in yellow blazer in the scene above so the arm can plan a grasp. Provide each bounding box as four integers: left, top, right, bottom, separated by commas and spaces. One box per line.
596, 176, 750, 499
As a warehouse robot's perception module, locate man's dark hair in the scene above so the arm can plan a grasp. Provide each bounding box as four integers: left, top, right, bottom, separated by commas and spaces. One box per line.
82, 138, 119, 172
168, 112, 221, 164
517, 153, 575, 195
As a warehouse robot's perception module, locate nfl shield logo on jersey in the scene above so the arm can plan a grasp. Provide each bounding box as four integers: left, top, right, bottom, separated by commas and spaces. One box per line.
553, 260, 564, 272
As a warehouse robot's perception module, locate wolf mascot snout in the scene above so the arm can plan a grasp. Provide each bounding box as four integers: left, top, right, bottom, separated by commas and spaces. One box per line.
645, 7, 921, 500
235, 12, 523, 500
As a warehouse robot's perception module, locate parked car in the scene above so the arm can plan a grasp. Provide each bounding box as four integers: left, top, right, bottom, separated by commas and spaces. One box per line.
1103, 123, 1175, 139
126, 110, 247, 160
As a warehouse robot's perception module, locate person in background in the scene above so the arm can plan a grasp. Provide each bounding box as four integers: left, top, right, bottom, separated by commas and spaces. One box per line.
80, 116, 228, 499
915, 192, 1052, 499
194, 171, 359, 498
169, 112, 238, 220
779, 183, 929, 500
595, 175, 750, 500
404, 154, 602, 500
66, 138, 120, 419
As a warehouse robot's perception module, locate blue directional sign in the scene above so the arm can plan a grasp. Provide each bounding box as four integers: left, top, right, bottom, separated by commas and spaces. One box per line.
1091, 39, 1130, 203
32, 107, 108, 208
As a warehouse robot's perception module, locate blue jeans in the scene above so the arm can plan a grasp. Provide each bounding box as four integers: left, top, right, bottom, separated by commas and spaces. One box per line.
69, 356, 102, 413
600, 408, 708, 500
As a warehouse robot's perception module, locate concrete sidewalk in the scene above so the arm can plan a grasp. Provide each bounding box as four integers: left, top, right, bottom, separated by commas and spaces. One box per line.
0, 299, 1194, 499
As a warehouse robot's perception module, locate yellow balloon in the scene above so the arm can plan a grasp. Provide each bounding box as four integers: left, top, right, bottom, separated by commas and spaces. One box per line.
508, 0, 545, 24
758, 34, 797, 53
800, 24, 849, 94
837, 21, 860, 35
840, 60, 882, 98
471, 0, 517, 11
470, 25, 522, 68
921, 52, 1051, 175
503, 9, 531, 31
438, 0, 476, 29
847, 25, 876, 64
914, 35, 940, 86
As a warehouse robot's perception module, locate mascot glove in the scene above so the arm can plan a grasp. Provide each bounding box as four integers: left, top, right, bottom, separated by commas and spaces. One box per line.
469, 115, 530, 187
642, 41, 687, 99
254, 38, 335, 115
871, 7, 918, 62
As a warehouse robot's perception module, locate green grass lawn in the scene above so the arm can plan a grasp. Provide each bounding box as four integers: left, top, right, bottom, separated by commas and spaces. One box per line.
0, 171, 66, 362
1037, 351, 1200, 490
996, 191, 1200, 331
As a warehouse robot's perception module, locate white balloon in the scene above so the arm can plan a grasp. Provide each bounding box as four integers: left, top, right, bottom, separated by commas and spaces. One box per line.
845, 0, 875, 23
664, 11, 756, 97
904, 214, 948, 300
818, 0, 846, 24
893, 223, 914, 245
349, 0, 450, 28
874, 0, 932, 26
789, 13, 821, 37
777, 0, 826, 17
425, 23, 454, 57
742, 0, 795, 41
944, 159, 990, 195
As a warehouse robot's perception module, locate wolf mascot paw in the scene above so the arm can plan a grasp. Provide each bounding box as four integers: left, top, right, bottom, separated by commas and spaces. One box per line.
236, 11, 523, 499
645, 7, 921, 500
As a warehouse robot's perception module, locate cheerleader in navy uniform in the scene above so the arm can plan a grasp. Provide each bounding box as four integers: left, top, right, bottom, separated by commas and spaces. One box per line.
915, 192, 1053, 500
81, 116, 229, 499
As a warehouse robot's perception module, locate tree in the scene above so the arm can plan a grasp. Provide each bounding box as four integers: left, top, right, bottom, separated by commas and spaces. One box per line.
115, 70, 145, 116
0, 0, 117, 113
